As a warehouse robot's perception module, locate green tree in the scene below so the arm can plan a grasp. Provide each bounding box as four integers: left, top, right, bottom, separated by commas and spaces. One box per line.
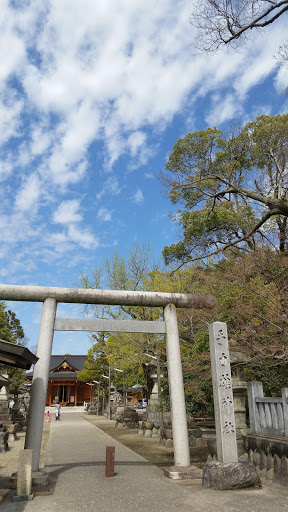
78, 242, 165, 392
148, 250, 288, 410
161, 114, 288, 266
0, 302, 27, 392
190, 0, 288, 64
77, 333, 110, 381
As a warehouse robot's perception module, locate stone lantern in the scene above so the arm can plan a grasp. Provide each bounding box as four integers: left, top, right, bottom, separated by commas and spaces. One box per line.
230, 348, 250, 439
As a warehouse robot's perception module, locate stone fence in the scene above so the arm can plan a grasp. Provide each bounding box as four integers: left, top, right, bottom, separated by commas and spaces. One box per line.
243, 434, 288, 485
248, 381, 288, 437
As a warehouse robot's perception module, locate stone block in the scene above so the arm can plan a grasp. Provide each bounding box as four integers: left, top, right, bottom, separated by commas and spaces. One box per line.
202, 461, 261, 490
164, 428, 173, 439
253, 451, 260, 466
260, 451, 267, 470
274, 454, 281, 472
281, 456, 288, 477
196, 437, 204, 448
165, 439, 173, 448
189, 428, 202, 438
267, 453, 274, 470
189, 436, 197, 447
266, 468, 274, 480
16, 449, 33, 498
31, 471, 49, 487
0, 430, 8, 452
239, 453, 248, 462
207, 439, 217, 458
237, 440, 245, 457
144, 430, 152, 438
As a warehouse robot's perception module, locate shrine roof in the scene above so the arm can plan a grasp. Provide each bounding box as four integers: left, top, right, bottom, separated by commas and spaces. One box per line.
48, 371, 80, 380
26, 354, 87, 378
49, 355, 87, 372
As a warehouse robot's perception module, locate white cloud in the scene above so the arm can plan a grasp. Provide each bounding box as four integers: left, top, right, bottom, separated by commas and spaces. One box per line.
127, 131, 146, 157
14, 173, 41, 213
133, 188, 144, 204
97, 207, 112, 222
96, 176, 121, 200
0, 0, 286, 288
67, 225, 99, 249
205, 93, 243, 126
53, 200, 83, 224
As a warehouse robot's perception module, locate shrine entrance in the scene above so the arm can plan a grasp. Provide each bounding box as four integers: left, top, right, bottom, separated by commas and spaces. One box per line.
0, 284, 214, 472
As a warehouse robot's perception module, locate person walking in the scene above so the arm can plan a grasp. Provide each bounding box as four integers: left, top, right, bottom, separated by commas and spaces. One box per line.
55, 402, 61, 421
45, 410, 51, 422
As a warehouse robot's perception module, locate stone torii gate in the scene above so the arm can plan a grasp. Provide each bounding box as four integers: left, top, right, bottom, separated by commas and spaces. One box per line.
0, 284, 214, 472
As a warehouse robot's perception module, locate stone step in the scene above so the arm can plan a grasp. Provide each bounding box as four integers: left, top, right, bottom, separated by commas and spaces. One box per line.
0, 414, 12, 421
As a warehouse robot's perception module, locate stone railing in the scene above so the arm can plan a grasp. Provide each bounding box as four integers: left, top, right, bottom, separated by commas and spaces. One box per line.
247, 381, 288, 437
243, 434, 288, 485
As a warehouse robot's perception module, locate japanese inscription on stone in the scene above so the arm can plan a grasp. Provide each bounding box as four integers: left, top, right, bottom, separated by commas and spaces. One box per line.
208, 322, 238, 463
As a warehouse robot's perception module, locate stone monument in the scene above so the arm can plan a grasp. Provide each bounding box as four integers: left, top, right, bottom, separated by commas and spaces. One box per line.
203, 322, 261, 490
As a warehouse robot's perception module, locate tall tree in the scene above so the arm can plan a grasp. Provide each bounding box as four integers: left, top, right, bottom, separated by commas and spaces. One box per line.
149, 250, 288, 411
190, 0, 288, 63
161, 114, 288, 266
78, 242, 165, 390
0, 302, 27, 391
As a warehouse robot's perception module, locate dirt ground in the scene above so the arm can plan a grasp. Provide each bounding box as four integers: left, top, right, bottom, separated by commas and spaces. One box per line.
81, 414, 209, 469
0, 421, 50, 489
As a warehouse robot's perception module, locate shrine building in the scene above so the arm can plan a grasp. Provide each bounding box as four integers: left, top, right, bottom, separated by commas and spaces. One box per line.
27, 355, 91, 407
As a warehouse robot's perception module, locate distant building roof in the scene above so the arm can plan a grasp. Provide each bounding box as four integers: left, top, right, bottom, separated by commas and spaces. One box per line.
26, 354, 87, 379
49, 355, 87, 372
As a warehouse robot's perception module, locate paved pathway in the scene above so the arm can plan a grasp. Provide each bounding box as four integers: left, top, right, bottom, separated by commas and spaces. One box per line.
2, 413, 288, 512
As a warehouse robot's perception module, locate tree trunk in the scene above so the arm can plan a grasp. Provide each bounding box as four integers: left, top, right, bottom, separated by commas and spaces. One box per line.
277, 217, 287, 252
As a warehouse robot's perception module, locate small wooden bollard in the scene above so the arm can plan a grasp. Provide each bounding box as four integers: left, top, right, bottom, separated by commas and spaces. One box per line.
105, 446, 115, 477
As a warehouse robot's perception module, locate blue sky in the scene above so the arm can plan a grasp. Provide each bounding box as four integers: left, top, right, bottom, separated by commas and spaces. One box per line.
1, 0, 288, 355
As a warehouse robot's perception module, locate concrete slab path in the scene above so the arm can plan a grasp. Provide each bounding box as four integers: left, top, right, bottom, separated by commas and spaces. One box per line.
2, 412, 288, 512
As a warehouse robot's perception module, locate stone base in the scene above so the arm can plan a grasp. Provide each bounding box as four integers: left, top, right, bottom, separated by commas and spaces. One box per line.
202, 461, 261, 490
10, 471, 49, 489
13, 494, 33, 502
164, 465, 203, 480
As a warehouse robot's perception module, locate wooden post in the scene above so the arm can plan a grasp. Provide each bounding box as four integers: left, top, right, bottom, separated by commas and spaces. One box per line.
105, 446, 115, 477
48, 382, 52, 407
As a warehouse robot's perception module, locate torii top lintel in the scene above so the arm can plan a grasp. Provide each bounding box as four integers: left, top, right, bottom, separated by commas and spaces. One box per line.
0, 284, 215, 309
